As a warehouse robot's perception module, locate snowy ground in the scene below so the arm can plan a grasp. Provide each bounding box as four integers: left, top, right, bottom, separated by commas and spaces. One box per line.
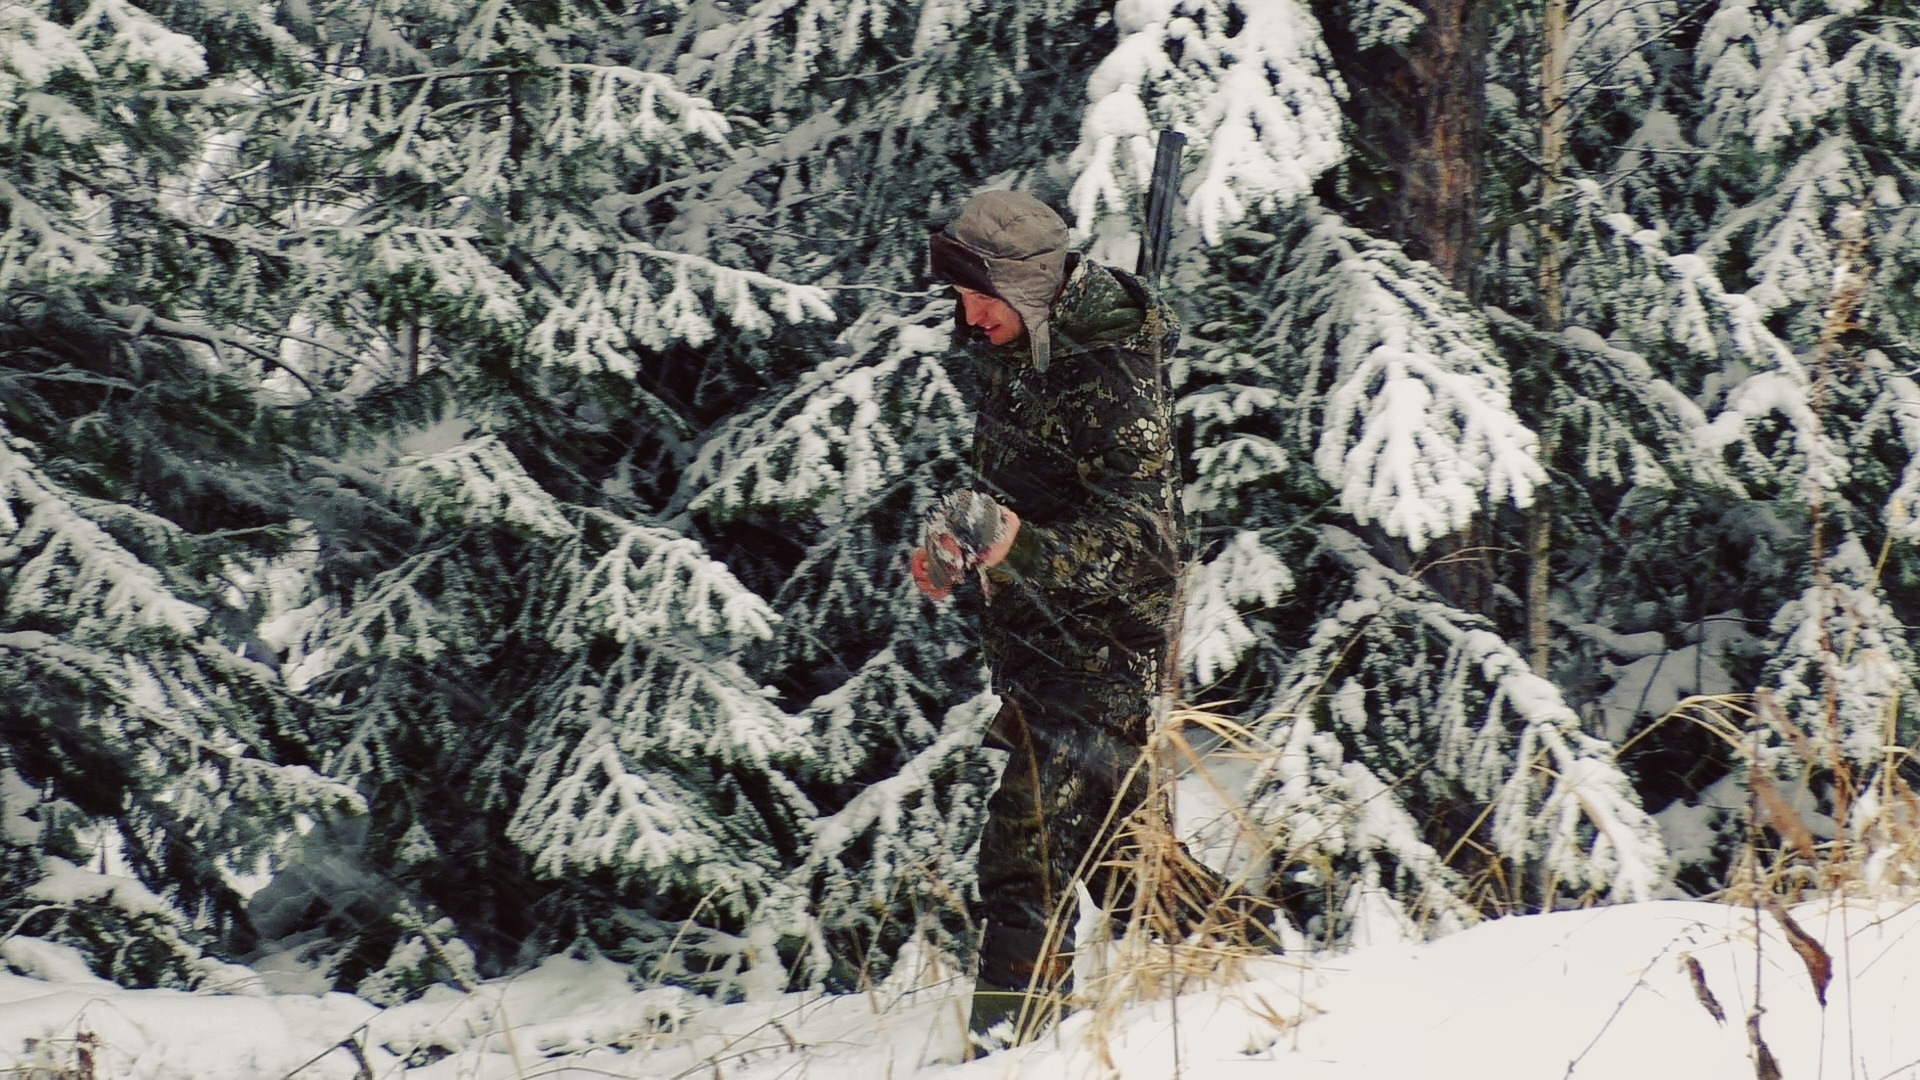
3, 896, 1916, 1079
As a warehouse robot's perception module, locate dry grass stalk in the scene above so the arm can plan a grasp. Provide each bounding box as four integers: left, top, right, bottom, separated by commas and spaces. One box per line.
2, 1031, 97, 1080
1618, 693, 1920, 904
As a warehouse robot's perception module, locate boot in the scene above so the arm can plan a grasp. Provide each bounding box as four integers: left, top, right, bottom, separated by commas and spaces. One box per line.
965, 922, 1069, 1053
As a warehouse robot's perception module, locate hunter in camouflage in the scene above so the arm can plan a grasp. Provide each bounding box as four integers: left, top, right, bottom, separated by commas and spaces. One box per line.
916, 191, 1185, 1003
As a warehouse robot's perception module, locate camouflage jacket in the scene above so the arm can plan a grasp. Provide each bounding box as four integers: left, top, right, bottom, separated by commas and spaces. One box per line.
965, 257, 1184, 666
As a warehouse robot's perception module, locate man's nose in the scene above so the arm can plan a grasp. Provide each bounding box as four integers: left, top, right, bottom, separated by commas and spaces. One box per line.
962, 294, 989, 325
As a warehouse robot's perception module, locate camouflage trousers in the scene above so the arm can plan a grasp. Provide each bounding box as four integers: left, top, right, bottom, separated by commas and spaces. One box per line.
971, 626, 1162, 990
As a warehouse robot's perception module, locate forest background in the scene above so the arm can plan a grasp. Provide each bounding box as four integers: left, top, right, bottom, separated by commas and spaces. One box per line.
4, 0, 1919, 1003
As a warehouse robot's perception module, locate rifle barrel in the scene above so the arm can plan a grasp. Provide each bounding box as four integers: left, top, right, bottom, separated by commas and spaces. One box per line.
1137, 130, 1188, 279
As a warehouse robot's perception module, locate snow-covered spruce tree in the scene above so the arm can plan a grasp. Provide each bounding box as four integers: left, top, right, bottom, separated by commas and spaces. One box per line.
0, 313, 359, 985
1069, 0, 1667, 935
171, 0, 1136, 994
0, 4, 362, 985
1461, 0, 1920, 892
1175, 211, 1666, 930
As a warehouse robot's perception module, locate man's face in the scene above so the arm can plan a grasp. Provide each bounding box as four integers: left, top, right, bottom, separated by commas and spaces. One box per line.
956, 287, 1025, 346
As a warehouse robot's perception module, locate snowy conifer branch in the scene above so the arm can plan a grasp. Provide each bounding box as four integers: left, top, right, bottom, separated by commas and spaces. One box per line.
96, 303, 325, 399
277, 550, 462, 696
0, 436, 206, 639
1182, 530, 1293, 686
619, 244, 835, 321
259, 61, 728, 157
799, 648, 938, 786
1070, 0, 1346, 247
511, 726, 778, 907
386, 436, 575, 539
1552, 324, 1744, 492
800, 692, 993, 888
1246, 703, 1482, 939
1568, 187, 1837, 493
554, 514, 778, 647
1762, 538, 1920, 776
0, 180, 112, 290
0, 631, 365, 824
552, 64, 733, 151
67, 0, 208, 83
682, 315, 964, 522
1249, 527, 1667, 910
1267, 214, 1543, 550
1697, 3, 1858, 158
0, 5, 100, 93
368, 233, 525, 333
510, 643, 814, 909
528, 245, 834, 372
1863, 354, 1920, 543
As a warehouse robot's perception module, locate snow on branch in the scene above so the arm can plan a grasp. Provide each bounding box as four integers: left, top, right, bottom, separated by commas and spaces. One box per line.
314, 59, 728, 182
1069, 0, 1345, 246
0, 180, 111, 290
1181, 380, 1290, 513
1571, 186, 1837, 493
372, 229, 524, 329
1254, 527, 1667, 906
510, 724, 775, 907
1864, 353, 1920, 544
386, 435, 575, 539
69, 0, 208, 85
1552, 324, 1744, 492
1763, 537, 1920, 772
1697, 5, 1853, 155
272, 550, 464, 695
1731, 140, 1854, 318
1273, 214, 1543, 550
0, 630, 365, 832
0, 6, 99, 93
1565, 0, 1678, 104
1183, 529, 1293, 686
0, 433, 205, 639
553, 63, 732, 153
532, 246, 835, 370
1247, 690, 1480, 938
554, 514, 778, 647
682, 312, 963, 522
800, 647, 937, 785
510, 652, 816, 908
1336, 0, 1423, 51
799, 690, 996, 901
706, 0, 909, 87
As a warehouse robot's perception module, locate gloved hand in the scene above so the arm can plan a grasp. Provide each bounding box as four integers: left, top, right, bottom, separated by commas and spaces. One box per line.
910, 490, 1020, 599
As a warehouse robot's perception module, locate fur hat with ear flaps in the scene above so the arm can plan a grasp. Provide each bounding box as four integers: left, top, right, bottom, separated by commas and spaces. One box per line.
928, 190, 1070, 372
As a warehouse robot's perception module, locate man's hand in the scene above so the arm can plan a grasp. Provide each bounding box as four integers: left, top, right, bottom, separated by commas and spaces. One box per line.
910, 491, 1020, 599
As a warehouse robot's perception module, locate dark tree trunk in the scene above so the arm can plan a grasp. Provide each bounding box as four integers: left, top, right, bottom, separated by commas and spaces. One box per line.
1317, 0, 1496, 614
1316, 0, 1491, 300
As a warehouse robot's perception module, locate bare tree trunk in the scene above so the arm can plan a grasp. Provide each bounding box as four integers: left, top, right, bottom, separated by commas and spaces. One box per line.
1401, 0, 1491, 297
1320, 0, 1490, 298
1529, 0, 1568, 677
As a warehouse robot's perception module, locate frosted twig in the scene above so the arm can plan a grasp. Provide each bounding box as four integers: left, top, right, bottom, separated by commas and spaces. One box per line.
99, 304, 323, 400
1551, 0, 1719, 126
274, 1019, 372, 1079
1563, 929, 1698, 1076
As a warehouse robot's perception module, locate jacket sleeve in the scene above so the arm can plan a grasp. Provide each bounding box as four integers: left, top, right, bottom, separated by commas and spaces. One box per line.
998, 342, 1181, 598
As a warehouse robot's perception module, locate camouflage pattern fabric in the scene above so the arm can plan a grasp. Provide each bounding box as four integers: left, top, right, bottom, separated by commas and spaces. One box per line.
961, 256, 1184, 989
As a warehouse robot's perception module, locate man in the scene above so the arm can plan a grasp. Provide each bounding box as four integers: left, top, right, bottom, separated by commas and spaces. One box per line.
911, 190, 1185, 1029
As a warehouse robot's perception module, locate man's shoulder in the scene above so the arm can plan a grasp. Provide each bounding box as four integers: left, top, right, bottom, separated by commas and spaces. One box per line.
1052, 260, 1179, 362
